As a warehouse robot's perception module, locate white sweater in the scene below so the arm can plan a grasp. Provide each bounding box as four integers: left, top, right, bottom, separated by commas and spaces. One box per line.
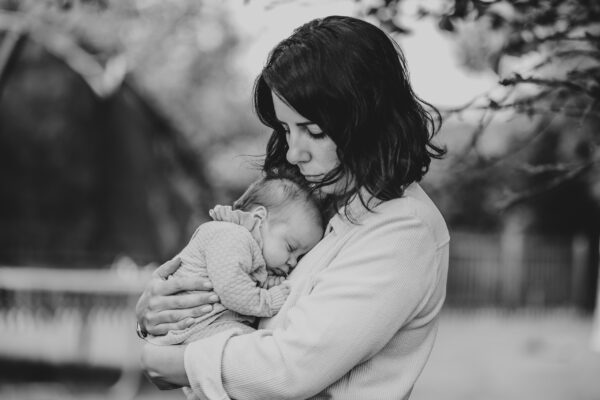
184, 183, 450, 400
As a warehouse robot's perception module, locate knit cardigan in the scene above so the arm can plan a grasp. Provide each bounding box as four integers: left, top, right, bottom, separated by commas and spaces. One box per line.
147, 208, 288, 345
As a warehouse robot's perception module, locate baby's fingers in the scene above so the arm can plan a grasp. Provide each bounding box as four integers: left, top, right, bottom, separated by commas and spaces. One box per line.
210, 205, 232, 221
280, 281, 291, 296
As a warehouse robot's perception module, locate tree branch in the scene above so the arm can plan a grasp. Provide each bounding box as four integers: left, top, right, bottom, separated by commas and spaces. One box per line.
532, 50, 600, 70
496, 158, 596, 210
499, 74, 595, 97
0, 11, 126, 98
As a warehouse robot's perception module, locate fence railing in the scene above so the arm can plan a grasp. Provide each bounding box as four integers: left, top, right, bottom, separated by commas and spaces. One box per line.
0, 230, 597, 367
0, 262, 151, 368
446, 230, 594, 308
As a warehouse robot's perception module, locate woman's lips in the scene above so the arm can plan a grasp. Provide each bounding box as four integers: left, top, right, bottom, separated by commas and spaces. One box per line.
302, 174, 323, 182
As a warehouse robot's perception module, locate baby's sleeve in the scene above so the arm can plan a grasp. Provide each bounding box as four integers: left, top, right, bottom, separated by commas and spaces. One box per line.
205, 226, 288, 317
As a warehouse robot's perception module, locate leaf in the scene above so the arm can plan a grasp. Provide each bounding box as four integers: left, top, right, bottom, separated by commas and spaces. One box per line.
439, 15, 455, 32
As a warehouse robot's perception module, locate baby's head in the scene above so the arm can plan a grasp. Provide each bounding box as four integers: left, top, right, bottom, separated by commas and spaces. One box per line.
233, 176, 324, 276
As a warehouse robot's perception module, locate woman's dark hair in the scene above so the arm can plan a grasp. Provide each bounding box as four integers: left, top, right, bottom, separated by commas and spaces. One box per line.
254, 15, 446, 214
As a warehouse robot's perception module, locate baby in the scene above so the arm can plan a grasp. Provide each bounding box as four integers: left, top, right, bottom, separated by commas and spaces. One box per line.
147, 175, 324, 345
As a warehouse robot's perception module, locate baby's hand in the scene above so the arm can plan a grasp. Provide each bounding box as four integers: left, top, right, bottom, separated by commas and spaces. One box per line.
209, 205, 232, 221
266, 280, 290, 314
265, 274, 286, 289
279, 280, 291, 297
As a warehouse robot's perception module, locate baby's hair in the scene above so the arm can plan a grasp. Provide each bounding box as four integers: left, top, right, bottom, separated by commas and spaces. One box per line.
233, 175, 323, 228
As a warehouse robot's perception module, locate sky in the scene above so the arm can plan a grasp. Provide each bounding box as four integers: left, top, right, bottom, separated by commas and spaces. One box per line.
225, 0, 498, 109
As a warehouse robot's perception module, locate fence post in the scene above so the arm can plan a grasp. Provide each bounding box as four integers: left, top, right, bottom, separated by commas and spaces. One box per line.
500, 212, 526, 308
591, 237, 600, 353
571, 234, 588, 308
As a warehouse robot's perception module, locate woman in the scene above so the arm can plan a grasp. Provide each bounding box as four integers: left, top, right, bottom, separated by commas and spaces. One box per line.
137, 15, 449, 400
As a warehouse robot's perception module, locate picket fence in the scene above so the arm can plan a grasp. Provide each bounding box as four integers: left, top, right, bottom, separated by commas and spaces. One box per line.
0, 263, 149, 369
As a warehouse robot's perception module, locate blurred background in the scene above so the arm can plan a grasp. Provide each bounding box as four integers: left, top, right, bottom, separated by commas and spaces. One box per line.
0, 0, 599, 399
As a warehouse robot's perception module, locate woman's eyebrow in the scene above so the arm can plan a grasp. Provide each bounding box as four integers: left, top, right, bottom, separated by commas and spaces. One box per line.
277, 119, 317, 126
296, 122, 318, 127
276, 119, 319, 128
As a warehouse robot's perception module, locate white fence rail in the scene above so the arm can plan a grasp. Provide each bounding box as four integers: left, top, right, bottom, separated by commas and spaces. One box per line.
0, 263, 152, 368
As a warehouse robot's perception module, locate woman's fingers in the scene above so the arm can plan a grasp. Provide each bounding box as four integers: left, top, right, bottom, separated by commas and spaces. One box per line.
145, 304, 218, 336
159, 276, 213, 295
149, 275, 213, 297
147, 319, 194, 336
153, 291, 219, 311
153, 257, 182, 280
137, 259, 217, 335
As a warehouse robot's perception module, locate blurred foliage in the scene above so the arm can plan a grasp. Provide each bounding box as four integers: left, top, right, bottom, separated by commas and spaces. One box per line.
3, 0, 599, 245
357, 0, 600, 233
1, 0, 264, 191
0, 0, 266, 267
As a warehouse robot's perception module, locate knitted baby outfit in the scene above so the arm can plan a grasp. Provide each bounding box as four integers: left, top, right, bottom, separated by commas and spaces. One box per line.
147, 207, 288, 345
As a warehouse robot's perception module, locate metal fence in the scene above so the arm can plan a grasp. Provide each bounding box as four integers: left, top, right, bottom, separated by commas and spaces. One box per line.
447, 230, 591, 308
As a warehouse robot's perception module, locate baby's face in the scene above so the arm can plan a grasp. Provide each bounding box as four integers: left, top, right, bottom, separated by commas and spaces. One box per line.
260, 205, 323, 276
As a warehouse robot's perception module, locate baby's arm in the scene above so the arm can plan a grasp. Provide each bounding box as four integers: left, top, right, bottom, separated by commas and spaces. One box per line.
205, 226, 290, 317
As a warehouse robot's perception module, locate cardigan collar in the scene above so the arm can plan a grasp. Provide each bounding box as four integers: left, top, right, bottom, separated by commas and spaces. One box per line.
325, 188, 382, 236
325, 184, 417, 236
209, 206, 264, 249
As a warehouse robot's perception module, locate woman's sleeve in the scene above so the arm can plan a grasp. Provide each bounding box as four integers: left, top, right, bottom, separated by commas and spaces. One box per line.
185, 214, 440, 400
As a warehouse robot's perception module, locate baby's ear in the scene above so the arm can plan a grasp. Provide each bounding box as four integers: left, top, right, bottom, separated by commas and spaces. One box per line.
251, 205, 268, 220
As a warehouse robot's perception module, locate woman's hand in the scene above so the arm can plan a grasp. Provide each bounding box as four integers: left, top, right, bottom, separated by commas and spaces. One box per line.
136, 257, 219, 336
141, 342, 189, 389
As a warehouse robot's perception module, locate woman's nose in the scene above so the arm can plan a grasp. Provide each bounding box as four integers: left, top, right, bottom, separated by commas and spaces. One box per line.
286, 131, 310, 165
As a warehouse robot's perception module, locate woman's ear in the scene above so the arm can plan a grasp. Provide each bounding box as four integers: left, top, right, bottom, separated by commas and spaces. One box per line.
251, 205, 268, 221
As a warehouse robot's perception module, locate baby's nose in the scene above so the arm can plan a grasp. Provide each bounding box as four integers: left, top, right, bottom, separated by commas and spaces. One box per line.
287, 258, 297, 268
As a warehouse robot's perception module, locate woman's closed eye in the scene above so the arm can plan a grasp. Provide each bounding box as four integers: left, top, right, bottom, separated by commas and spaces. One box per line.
303, 125, 326, 139
277, 120, 326, 140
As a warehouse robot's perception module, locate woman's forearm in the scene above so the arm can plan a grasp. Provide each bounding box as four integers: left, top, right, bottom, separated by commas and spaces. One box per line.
141, 342, 190, 389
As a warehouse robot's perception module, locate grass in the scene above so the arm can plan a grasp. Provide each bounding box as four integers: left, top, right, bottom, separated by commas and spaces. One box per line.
1, 309, 599, 400
412, 309, 600, 400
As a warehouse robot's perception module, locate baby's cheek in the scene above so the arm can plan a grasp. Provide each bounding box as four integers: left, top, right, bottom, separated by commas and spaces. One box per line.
263, 246, 283, 267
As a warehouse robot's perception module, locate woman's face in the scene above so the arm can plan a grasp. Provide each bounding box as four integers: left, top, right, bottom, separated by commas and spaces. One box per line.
272, 92, 343, 195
